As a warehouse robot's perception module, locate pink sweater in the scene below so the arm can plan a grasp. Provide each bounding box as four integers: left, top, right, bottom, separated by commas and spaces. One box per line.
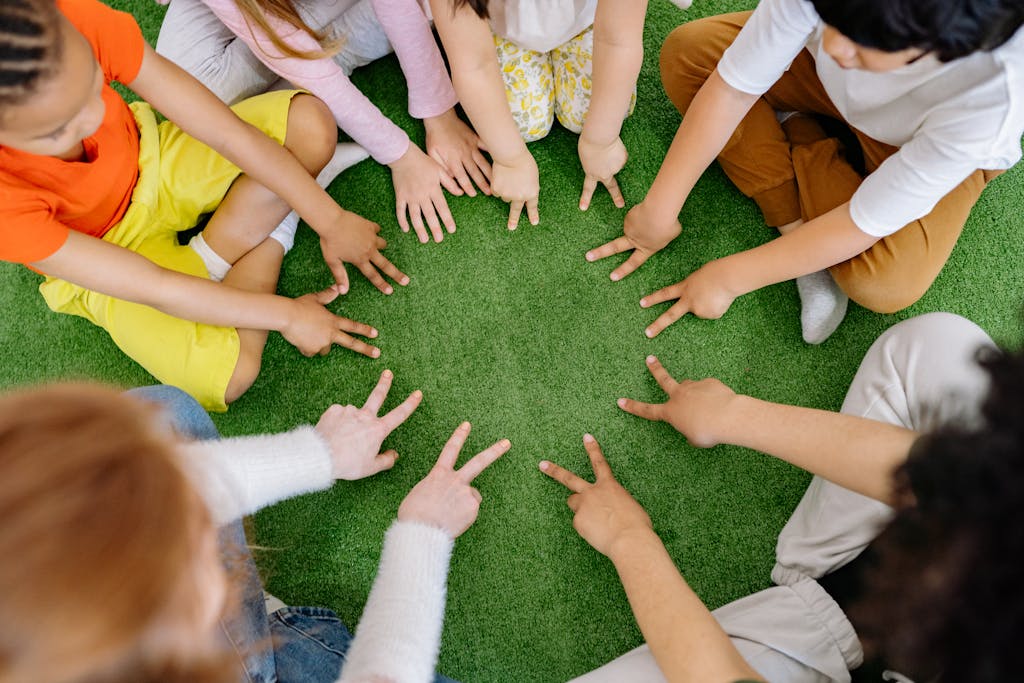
202, 0, 457, 164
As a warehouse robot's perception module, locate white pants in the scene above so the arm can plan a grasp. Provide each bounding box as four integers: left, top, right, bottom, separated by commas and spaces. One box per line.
155, 0, 392, 104
571, 312, 994, 683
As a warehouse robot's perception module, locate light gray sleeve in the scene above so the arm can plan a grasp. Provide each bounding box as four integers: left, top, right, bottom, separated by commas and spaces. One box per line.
178, 426, 335, 526
717, 0, 818, 95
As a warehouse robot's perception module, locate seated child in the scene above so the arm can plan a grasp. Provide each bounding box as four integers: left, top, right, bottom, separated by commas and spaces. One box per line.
430, 0, 688, 228
587, 0, 1024, 343
0, 0, 407, 411
157, 0, 493, 244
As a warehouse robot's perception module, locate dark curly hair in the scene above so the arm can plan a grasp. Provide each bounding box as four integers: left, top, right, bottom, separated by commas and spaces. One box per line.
853, 345, 1024, 682
0, 0, 63, 112
810, 0, 1024, 62
452, 0, 489, 19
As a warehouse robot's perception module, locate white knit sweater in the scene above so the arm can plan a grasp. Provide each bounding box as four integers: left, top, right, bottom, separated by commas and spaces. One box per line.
179, 429, 454, 683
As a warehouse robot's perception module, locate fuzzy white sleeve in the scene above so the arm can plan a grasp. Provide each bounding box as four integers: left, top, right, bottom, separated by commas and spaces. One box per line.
178, 426, 335, 526
338, 521, 455, 683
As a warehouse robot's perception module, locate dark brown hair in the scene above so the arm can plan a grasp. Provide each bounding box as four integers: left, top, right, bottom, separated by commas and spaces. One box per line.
453, 0, 490, 19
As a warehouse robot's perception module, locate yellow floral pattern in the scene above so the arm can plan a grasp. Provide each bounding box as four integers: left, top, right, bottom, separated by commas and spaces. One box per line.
494, 27, 635, 141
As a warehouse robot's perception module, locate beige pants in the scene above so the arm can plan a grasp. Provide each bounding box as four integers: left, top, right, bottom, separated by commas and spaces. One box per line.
659, 13, 1000, 314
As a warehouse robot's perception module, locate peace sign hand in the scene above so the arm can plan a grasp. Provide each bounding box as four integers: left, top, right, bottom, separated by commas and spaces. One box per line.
616, 356, 738, 448
398, 422, 511, 538
539, 434, 652, 558
315, 369, 423, 480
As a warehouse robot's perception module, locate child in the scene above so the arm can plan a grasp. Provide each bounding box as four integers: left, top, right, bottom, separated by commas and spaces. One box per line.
0, 0, 407, 411
587, 0, 1024, 343
547, 313, 1016, 682
0, 374, 509, 682
157, 0, 493, 244
430, 0, 684, 229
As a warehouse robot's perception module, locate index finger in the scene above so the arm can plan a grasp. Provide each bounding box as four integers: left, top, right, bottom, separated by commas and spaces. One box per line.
507, 201, 524, 231
603, 177, 625, 209
457, 438, 511, 482
582, 434, 613, 481
379, 389, 424, 433
579, 176, 599, 211
538, 459, 590, 493
585, 236, 633, 263
435, 421, 471, 470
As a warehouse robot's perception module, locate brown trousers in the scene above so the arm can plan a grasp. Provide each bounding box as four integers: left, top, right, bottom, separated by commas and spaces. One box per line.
659, 12, 1000, 313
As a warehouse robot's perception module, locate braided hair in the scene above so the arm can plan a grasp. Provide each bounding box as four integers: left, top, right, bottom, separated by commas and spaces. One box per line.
0, 0, 62, 112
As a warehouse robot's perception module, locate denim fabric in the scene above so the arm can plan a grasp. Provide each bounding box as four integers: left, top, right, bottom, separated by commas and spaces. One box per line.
127, 385, 459, 683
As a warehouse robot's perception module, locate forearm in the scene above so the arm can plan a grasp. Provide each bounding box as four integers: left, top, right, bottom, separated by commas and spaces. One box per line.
716, 203, 879, 297
580, 0, 647, 145
610, 528, 764, 683
643, 70, 758, 225
722, 395, 917, 504
452, 64, 528, 165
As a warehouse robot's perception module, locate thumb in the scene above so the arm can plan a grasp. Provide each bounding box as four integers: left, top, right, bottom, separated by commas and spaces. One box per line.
374, 449, 399, 473
313, 285, 341, 306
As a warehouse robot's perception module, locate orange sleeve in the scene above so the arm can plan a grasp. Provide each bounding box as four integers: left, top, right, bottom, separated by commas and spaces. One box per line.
57, 0, 146, 85
0, 191, 70, 264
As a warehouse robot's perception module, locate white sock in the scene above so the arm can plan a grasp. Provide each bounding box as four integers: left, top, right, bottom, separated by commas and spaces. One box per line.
796, 270, 849, 344
268, 213, 300, 253
188, 233, 231, 282
270, 143, 369, 252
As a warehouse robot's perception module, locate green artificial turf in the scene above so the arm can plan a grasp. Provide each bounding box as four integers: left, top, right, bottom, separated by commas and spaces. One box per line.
3, 1, 1024, 680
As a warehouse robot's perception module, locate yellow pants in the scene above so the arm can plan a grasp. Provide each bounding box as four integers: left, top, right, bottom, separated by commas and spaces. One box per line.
495, 27, 636, 142
39, 90, 298, 411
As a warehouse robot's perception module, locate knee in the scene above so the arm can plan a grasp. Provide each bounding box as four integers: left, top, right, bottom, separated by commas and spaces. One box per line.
831, 264, 932, 314
224, 350, 262, 405
285, 94, 337, 174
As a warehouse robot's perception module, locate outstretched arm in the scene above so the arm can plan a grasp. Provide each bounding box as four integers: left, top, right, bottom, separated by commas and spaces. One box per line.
618, 356, 918, 504
577, 0, 648, 210
541, 436, 765, 682
128, 42, 406, 293
429, 0, 539, 230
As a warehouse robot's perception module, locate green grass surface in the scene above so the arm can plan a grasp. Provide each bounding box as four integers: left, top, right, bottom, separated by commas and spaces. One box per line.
3, 1, 1024, 680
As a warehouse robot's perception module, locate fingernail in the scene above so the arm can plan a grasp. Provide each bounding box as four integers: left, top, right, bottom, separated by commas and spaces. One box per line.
610, 273, 620, 282
385, 287, 394, 295
539, 460, 550, 471
585, 252, 595, 262
373, 349, 381, 358
413, 389, 423, 397
382, 369, 392, 377
640, 299, 648, 307
500, 439, 511, 448
579, 204, 588, 211
583, 433, 595, 443
647, 355, 657, 363
617, 398, 627, 408
461, 421, 471, 429
400, 276, 410, 286
508, 224, 516, 231
371, 329, 379, 338
645, 329, 654, 338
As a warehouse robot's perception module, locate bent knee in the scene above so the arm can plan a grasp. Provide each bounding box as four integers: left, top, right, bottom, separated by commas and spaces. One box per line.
285, 94, 338, 173
224, 349, 262, 405
831, 266, 932, 314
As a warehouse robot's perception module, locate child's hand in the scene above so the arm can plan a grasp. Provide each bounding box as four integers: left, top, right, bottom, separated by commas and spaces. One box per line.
640, 260, 741, 337
586, 201, 681, 281
491, 150, 540, 230
539, 434, 653, 560
424, 109, 493, 198
617, 356, 739, 448
315, 369, 423, 480
578, 135, 627, 211
389, 144, 458, 244
319, 210, 409, 295
283, 286, 381, 358
398, 422, 510, 538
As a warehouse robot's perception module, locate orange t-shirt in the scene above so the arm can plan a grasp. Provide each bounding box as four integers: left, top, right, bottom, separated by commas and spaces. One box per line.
0, 0, 145, 264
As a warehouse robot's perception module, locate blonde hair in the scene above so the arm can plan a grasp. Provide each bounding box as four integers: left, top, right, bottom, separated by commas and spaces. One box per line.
0, 385, 236, 683
234, 0, 341, 60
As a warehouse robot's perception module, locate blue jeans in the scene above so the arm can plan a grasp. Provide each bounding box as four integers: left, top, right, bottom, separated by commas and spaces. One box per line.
128, 386, 457, 683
